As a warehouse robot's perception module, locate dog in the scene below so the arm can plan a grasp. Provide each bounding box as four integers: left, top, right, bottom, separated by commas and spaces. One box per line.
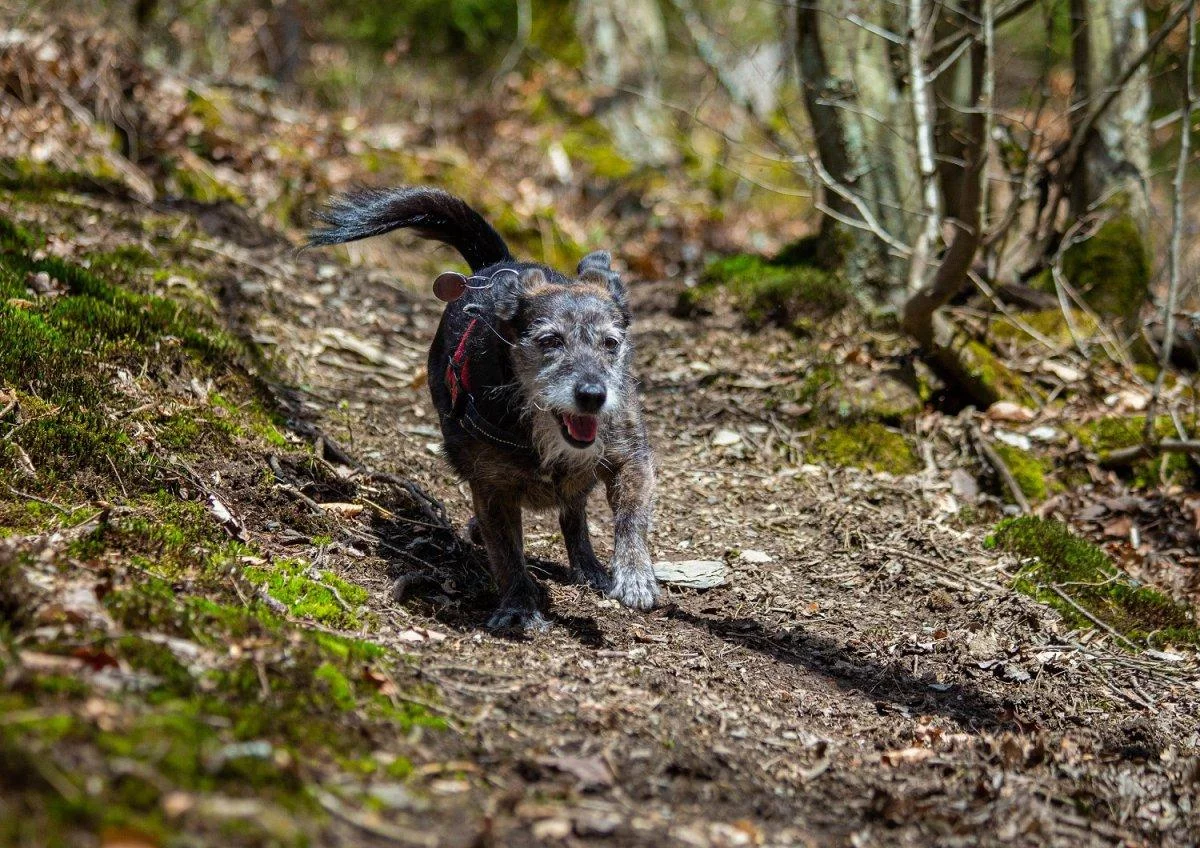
309, 187, 659, 631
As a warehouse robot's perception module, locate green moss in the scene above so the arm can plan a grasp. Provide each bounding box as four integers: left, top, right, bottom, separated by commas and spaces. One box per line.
1061, 215, 1149, 322
0, 199, 448, 847
314, 662, 356, 711
1072, 415, 1183, 454
0, 214, 246, 484
164, 156, 245, 205
989, 308, 1100, 347
989, 517, 1199, 648
950, 333, 1028, 405
1069, 415, 1197, 489
0, 157, 127, 197
243, 559, 369, 629
682, 251, 847, 329
993, 444, 1054, 502
807, 421, 920, 475
560, 127, 636, 180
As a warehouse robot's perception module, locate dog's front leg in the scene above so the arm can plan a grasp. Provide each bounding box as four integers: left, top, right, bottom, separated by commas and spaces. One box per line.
605, 454, 659, 610
472, 488, 547, 632
559, 493, 611, 592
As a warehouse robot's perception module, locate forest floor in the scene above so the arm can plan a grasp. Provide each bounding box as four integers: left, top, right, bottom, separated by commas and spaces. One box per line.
2, 17, 1200, 848
2, 185, 1198, 848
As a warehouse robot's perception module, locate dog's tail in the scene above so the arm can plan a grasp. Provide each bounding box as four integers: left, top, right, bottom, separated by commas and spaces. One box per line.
307, 186, 512, 272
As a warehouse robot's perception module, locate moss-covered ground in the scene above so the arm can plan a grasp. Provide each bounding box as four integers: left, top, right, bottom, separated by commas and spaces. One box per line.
987, 517, 1199, 648
679, 240, 847, 333
0, 202, 448, 846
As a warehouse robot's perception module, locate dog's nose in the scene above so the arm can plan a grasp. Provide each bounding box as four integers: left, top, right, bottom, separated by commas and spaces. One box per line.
574, 382, 607, 413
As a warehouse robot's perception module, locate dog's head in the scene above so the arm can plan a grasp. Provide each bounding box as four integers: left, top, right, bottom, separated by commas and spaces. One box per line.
489, 251, 631, 458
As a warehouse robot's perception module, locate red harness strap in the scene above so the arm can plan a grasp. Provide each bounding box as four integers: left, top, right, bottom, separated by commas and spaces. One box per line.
444, 318, 478, 409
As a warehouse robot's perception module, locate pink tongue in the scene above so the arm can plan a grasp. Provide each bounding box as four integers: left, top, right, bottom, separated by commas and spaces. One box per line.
563, 414, 598, 442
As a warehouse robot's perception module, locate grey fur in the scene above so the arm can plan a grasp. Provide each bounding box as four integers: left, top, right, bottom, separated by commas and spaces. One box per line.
308, 186, 659, 632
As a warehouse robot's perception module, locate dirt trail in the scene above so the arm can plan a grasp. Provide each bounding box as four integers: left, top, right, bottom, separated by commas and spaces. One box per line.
187, 219, 1200, 848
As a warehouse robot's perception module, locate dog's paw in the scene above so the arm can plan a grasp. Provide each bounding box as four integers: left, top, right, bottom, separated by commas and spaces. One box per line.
608, 567, 658, 610
573, 559, 613, 593
487, 606, 550, 633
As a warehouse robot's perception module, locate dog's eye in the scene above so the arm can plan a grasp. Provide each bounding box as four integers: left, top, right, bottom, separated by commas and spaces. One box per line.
603, 336, 621, 353
537, 333, 564, 351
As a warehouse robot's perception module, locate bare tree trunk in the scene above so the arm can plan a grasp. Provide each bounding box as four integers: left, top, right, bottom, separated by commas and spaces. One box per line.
1069, 0, 1150, 227
1051, 0, 1152, 334
902, 0, 1016, 408
794, 1, 919, 302
576, 0, 675, 166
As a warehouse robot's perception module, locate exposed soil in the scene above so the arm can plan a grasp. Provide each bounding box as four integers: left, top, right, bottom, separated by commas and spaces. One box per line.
3, 14, 1199, 848
165, 200, 1200, 848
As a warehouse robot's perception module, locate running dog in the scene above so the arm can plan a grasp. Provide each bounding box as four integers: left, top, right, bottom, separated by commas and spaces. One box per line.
309, 187, 658, 631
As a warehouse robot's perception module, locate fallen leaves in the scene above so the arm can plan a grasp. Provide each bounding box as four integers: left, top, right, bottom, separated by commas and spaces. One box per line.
536, 754, 614, 791
880, 746, 935, 767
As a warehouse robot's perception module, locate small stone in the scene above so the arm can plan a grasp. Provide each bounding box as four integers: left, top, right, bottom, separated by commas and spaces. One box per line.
949, 468, 979, 502
738, 549, 773, 564
653, 560, 729, 589
986, 401, 1035, 422
574, 810, 622, 837
712, 429, 741, 447
532, 818, 572, 840
993, 429, 1031, 450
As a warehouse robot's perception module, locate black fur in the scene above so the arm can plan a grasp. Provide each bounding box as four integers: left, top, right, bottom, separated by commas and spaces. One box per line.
307, 186, 512, 272
309, 186, 659, 630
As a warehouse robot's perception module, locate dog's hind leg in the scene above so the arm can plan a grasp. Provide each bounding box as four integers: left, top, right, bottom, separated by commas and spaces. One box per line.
605, 452, 660, 610
559, 493, 612, 592
471, 488, 548, 632
465, 516, 484, 546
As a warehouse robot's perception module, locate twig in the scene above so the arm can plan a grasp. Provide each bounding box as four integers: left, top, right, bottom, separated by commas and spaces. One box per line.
1145, 2, 1196, 440
1057, 1, 1191, 190
877, 544, 995, 590
492, 0, 531, 85
105, 454, 129, 499
805, 156, 913, 257
257, 588, 288, 615
1084, 661, 1153, 710
969, 423, 1030, 514
307, 567, 354, 615
2, 484, 74, 516
1048, 585, 1139, 651
928, 0, 1037, 64
310, 788, 437, 847
1098, 439, 1200, 468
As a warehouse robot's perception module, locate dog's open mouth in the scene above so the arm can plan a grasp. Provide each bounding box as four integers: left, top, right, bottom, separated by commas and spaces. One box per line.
559, 413, 598, 447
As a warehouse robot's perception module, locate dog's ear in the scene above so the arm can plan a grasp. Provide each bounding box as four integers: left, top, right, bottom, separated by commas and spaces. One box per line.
492, 267, 543, 321
577, 251, 627, 312
577, 251, 611, 274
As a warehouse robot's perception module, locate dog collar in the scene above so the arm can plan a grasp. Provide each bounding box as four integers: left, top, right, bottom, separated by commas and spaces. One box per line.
444, 319, 537, 459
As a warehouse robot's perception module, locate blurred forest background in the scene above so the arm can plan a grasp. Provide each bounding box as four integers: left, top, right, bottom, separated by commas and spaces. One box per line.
3, 1, 1200, 846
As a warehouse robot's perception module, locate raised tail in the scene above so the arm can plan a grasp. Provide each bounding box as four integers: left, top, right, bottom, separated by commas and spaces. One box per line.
307, 186, 513, 272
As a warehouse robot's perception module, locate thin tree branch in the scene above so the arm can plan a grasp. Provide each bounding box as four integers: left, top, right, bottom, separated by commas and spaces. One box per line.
971, 422, 1031, 514
928, 0, 1037, 60
1145, 1, 1196, 440
805, 155, 914, 256
1057, 1, 1190, 191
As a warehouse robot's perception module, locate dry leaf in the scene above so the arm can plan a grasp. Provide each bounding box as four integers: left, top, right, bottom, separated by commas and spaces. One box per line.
880, 747, 935, 766
317, 502, 364, 516
986, 401, 1034, 422
537, 754, 613, 790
